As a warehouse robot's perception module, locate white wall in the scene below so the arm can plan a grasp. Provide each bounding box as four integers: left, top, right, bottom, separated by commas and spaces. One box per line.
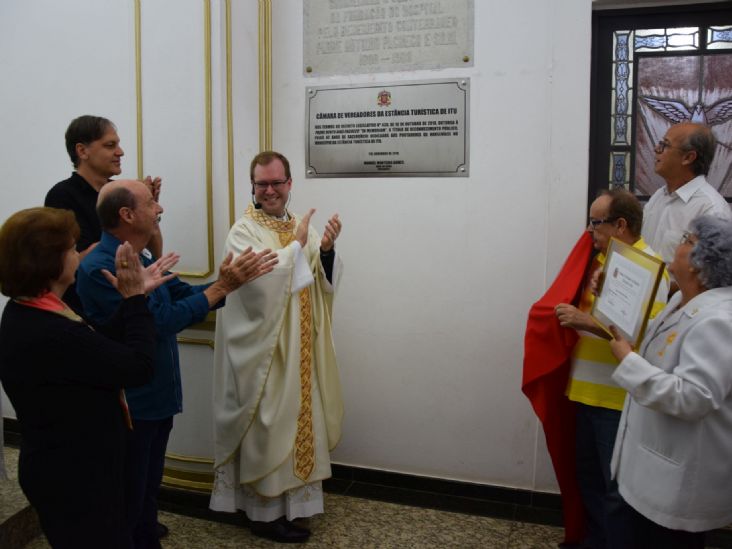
0, 0, 138, 420
266, 0, 591, 490
1, 0, 593, 494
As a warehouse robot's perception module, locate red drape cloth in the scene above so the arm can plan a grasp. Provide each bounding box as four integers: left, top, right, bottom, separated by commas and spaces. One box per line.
522, 232, 594, 544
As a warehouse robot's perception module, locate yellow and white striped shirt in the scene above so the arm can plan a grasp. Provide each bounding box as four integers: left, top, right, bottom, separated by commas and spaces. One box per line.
566, 238, 669, 411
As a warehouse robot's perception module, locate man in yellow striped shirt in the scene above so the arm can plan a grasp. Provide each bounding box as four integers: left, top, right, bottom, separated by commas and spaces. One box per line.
554, 189, 668, 549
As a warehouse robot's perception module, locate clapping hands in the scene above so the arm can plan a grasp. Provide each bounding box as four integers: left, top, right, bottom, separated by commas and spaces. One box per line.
102, 243, 180, 297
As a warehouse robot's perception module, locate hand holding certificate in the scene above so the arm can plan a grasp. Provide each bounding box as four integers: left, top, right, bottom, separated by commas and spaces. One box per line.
591, 238, 665, 348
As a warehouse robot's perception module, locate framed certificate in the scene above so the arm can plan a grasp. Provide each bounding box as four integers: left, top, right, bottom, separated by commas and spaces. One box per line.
591, 238, 666, 348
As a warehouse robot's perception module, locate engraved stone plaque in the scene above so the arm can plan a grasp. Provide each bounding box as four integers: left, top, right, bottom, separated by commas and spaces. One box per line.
306, 78, 469, 177
304, 0, 474, 76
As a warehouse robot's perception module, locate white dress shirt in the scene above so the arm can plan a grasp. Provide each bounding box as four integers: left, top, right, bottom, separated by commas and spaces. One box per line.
642, 175, 731, 264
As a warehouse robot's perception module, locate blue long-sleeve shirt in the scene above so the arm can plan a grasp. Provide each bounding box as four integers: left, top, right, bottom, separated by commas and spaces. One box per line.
77, 232, 216, 420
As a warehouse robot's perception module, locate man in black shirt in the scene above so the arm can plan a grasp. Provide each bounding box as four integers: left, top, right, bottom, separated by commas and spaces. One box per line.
45, 115, 162, 314
45, 117, 170, 541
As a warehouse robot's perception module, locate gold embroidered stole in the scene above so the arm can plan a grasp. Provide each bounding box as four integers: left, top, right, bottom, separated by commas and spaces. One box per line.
247, 205, 315, 481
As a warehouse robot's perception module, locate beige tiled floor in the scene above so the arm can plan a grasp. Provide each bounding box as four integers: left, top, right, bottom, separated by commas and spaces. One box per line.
24, 501, 564, 549
5, 446, 728, 549
6, 444, 565, 548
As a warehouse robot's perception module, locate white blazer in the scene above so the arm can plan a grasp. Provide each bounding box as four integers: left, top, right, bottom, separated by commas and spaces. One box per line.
610, 286, 732, 532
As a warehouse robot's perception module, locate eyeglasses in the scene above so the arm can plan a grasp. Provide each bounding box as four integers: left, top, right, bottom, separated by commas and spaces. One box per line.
253, 179, 289, 190
588, 217, 617, 229
680, 231, 698, 245
654, 140, 684, 154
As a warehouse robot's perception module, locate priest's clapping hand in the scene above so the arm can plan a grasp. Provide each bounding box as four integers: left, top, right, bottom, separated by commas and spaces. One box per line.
320, 213, 341, 252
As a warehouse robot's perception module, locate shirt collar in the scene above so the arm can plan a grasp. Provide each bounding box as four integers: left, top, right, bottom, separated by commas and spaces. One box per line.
679, 286, 732, 319
595, 237, 646, 266
100, 231, 123, 250
631, 236, 649, 251
70, 172, 99, 195
672, 175, 706, 203
99, 232, 151, 262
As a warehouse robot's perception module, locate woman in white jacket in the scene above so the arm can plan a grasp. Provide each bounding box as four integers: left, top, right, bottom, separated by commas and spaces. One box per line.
608, 214, 732, 549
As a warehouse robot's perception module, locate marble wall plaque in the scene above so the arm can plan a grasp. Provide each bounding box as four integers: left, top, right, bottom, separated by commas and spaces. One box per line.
306, 78, 469, 177
304, 0, 473, 76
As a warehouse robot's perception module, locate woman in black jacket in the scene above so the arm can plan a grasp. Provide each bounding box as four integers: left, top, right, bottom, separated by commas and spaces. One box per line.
0, 207, 176, 549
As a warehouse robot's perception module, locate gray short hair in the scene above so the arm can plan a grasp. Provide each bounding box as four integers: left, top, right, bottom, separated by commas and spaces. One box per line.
600, 188, 643, 237
682, 125, 716, 176
689, 215, 732, 289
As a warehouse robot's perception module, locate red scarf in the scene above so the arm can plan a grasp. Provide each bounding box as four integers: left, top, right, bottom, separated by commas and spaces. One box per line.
522, 232, 593, 544
16, 291, 70, 314
15, 292, 133, 430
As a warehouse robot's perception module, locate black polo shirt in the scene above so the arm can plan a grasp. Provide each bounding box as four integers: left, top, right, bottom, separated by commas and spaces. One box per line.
45, 172, 101, 252
45, 172, 102, 314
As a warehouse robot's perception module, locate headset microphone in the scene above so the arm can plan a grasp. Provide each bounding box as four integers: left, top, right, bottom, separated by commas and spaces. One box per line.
251, 188, 262, 209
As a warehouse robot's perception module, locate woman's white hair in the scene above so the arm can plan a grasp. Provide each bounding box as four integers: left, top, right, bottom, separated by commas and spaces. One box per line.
689, 214, 732, 289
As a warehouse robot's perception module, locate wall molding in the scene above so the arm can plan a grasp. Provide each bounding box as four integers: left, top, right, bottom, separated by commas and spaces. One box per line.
258, 0, 272, 152
225, 0, 236, 227
134, 0, 215, 278
176, 336, 214, 349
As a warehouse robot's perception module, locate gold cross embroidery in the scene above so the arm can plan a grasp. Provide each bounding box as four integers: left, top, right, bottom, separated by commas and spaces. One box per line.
247, 205, 315, 481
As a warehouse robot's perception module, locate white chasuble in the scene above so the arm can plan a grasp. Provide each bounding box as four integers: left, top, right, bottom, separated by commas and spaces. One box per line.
212, 205, 343, 503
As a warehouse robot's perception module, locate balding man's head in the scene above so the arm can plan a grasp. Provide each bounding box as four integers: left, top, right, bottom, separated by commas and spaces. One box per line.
658, 122, 716, 179
97, 179, 148, 230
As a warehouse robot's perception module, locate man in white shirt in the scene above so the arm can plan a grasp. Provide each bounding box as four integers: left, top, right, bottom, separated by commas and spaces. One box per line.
642, 122, 731, 267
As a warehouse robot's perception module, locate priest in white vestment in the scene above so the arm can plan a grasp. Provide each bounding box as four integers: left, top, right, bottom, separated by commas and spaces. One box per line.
210, 151, 343, 543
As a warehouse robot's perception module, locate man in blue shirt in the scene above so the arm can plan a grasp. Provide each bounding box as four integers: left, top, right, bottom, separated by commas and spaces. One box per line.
77, 179, 277, 549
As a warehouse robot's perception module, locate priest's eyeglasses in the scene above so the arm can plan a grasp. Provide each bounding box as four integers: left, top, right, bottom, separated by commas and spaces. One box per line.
588, 217, 617, 229
253, 179, 289, 190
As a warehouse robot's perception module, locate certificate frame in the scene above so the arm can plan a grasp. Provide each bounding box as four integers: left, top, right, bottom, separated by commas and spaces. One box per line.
591, 238, 666, 348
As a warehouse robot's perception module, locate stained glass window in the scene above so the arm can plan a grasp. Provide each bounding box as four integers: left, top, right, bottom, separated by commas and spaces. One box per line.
634, 54, 732, 197
635, 27, 699, 51
609, 152, 630, 189
611, 31, 633, 147
602, 13, 732, 200
708, 25, 732, 49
